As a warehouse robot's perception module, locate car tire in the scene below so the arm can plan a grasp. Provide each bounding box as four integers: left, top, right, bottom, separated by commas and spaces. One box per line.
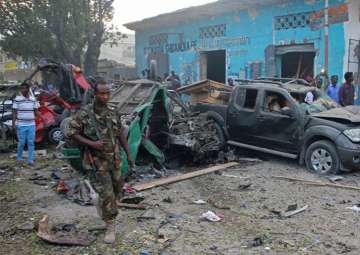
305, 140, 340, 175
214, 122, 226, 149
48, 127, 64, 144
60, 117, 72, 138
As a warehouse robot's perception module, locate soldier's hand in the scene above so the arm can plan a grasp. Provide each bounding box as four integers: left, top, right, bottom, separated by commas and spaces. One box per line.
91, 140, 104, 150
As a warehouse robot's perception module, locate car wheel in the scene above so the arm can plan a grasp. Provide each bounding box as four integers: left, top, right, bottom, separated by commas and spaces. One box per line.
48, 127, 64, 144
214, 122, 226, 149
305, 140, 340, 175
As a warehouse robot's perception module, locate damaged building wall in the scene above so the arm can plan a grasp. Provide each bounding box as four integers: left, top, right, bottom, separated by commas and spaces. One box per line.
343, 0, 360, 104
129, 0, 356, 87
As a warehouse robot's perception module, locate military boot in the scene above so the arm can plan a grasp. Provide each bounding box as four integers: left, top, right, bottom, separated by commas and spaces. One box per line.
104, 220, 116, 244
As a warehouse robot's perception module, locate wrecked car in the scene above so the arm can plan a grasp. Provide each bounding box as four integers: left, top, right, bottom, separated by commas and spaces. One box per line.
60, 79, 221, 175
0, 59, 92, 149
180, 79, 360, 175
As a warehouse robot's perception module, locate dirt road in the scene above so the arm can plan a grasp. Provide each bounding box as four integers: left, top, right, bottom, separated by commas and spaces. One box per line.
1, 154, 360, 255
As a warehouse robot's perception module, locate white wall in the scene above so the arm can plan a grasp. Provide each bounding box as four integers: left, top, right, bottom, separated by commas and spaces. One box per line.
343, 0, 360, 77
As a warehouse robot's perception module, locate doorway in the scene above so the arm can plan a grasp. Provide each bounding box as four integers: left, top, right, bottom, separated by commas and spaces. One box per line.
274, 43, 316, 79
281, 52, 315, 78
200, 50, 226, 83
147, 52, 169, 79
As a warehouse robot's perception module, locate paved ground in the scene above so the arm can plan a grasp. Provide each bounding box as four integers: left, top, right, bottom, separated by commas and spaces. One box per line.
1, 152, 360, 255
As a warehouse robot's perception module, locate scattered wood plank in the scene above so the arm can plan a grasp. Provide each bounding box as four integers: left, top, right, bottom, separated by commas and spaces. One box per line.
281, 205, 308, 218
272, 176, 360, 192
133, 162, 238, 192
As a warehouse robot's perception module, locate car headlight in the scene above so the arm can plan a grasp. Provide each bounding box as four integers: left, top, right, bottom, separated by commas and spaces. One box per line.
344, 129, 360, 143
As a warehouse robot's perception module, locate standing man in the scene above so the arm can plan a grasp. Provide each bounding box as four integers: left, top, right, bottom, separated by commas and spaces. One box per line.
12, 81, 39, 166
166, 70, 181, 90
326, 75, 340, 103
67, 77, 133, 244
339, 72, 355, 106
227, 78, 235, 86
166, 70, 180, 83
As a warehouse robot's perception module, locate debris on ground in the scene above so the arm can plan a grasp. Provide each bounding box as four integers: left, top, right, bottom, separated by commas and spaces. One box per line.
56, 180, 69, 194
327, 175, 344, 183
117, 203, 148, 210
237, 183, 252, 191
207, 198, 230, 210
346, 205, 360, 213
136, 209, 157, 222
221, 174, 248, 179
273, 175, 360, 191
162, 196, 173, 203
302, 238, 321, 252
133, 162, 238, 191
200, 211, 223, 222
3, 149, 360, 254
281, 205, 309, 218
193, 199, 207, 204
248, 236, 265, 247
121, 196, 145, 204
58, 179, 97, 206
37, 215, 96, 246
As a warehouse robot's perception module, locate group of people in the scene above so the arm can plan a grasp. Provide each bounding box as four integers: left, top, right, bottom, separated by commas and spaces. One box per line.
326, 72, 356, 106
305, 71, 356, 106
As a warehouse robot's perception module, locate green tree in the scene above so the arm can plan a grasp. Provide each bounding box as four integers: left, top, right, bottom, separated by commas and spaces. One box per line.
0, 0, 119, 75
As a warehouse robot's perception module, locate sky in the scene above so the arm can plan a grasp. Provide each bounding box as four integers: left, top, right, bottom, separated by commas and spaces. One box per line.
113, 0, 216, 34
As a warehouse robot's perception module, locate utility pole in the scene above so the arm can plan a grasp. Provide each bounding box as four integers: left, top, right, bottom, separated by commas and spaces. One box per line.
324, 0, 329, 73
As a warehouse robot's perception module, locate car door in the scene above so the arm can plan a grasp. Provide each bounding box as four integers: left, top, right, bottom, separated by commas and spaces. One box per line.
227, 86, 260, 145
254, 88, 301, 153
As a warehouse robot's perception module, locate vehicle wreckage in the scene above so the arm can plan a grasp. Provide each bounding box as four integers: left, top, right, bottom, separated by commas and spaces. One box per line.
0, 59, 92, 151
60, 79, 221, 175
178, 78, 360, 175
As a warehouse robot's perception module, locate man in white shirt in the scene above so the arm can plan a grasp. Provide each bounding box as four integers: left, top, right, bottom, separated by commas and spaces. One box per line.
12, 81, 39, 166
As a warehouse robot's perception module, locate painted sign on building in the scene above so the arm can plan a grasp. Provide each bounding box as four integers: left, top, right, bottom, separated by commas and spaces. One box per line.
310, 3, 349, 30
199, 36, 250, 50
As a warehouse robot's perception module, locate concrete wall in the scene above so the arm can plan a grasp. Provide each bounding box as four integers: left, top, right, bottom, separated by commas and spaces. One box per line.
135, 0, 353, 85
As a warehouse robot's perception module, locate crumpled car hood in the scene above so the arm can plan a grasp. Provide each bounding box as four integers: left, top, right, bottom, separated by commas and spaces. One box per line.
311, 106, 360, 123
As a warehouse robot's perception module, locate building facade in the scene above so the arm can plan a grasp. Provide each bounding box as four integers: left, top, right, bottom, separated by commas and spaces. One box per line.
126, 0, 360, 89
97, 34, 136, 81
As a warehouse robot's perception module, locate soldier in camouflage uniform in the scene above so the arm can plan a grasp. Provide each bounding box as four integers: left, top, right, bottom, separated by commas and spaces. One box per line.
68, 77, 133, 244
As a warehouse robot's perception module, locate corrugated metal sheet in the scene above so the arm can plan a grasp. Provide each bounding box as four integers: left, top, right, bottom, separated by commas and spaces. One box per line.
124, 0, 289, 31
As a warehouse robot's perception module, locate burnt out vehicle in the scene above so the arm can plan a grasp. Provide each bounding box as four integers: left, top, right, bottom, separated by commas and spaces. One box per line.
187, 79, 360, 175
60, 79, 221, 175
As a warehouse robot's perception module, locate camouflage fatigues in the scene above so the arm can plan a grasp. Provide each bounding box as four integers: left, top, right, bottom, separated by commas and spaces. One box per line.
68, 102, 124, 221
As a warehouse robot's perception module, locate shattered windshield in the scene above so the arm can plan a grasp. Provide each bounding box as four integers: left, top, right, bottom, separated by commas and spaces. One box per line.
291, 89, 338, 114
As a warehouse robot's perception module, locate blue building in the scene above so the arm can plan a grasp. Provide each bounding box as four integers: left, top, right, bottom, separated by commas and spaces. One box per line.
125, 0, 360, 90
